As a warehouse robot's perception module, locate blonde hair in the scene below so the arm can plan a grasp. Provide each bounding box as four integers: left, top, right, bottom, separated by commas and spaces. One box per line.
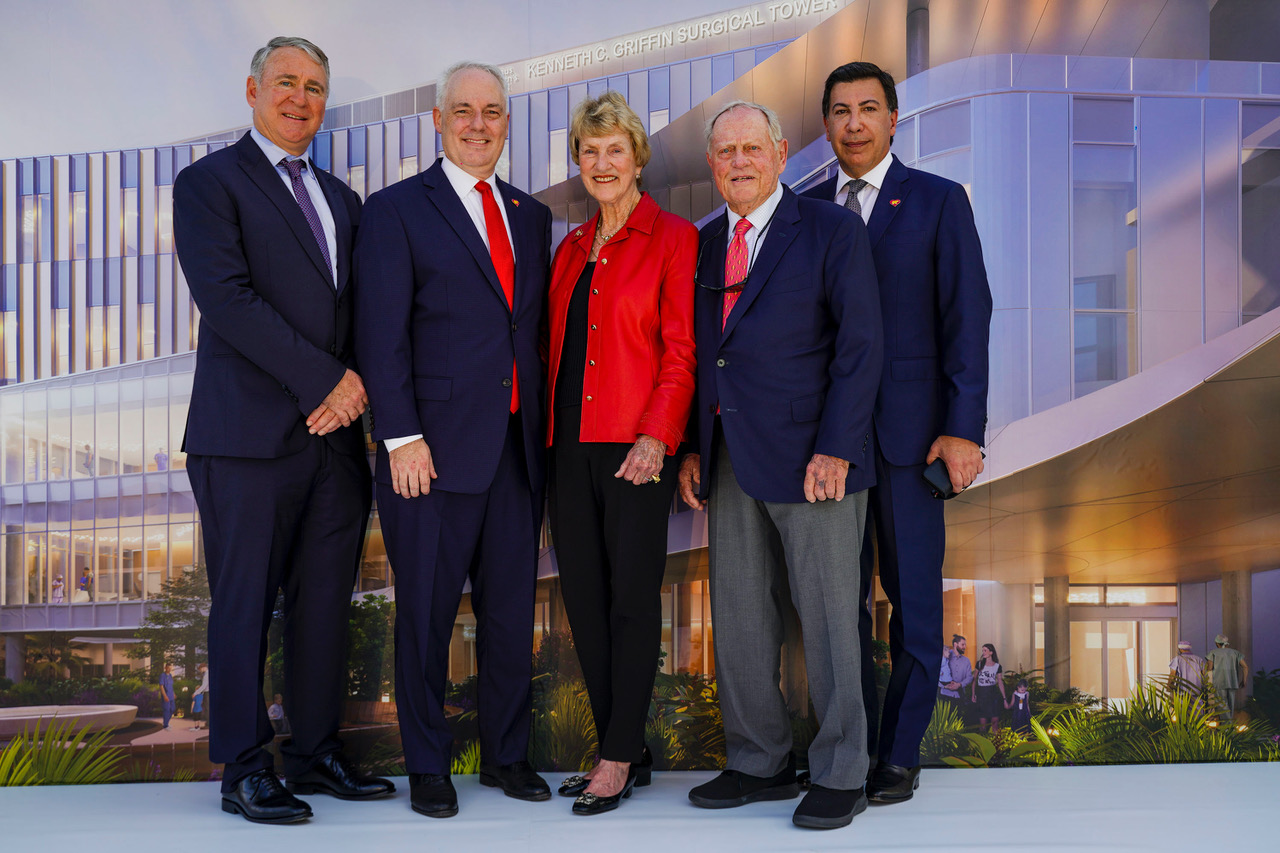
568, 91, 651, 169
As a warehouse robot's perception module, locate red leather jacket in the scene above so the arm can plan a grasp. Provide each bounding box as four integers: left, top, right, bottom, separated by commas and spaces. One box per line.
545, 193, 697, 453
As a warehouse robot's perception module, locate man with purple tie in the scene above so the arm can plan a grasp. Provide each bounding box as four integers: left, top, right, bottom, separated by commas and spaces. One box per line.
354, 61, 552, 819
174, 36, 394, 824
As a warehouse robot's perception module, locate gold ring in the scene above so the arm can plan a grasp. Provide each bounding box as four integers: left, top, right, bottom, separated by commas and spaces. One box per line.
650, 474, 661, 484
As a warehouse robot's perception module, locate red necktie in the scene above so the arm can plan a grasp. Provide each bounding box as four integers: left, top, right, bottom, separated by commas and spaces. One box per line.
475, 181, 519, 413
722, 218, 752, 329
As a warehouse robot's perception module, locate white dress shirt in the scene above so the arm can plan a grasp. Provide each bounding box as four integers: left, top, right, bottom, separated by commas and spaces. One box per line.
385, 158, 516, 453
833, 150, 894, 225
725, 181, 785, 271
250, 128, 338, 284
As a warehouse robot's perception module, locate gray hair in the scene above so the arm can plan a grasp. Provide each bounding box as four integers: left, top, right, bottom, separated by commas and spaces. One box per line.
705, 100, 784, 150
250, 36, 330, 92
438, 61, 509, 112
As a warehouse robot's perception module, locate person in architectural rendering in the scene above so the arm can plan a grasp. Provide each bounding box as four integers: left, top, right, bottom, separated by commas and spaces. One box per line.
354, 60, 553, 819
678, 99, 883, 830
1205, 634, 1248, 718
172, 35, 394, 823
544, 91, 697, 816
802, 60, 992, 805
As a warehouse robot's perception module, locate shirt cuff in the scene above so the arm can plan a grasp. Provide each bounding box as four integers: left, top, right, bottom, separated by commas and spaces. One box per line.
384, 434, 423, 453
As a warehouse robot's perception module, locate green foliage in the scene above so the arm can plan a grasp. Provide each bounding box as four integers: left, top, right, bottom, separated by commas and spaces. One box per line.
345, 595, 393, 700
23, 634, 92, 683
650, 673, 726, 770
941, 731, 1047, 768
0, 718, 125, 786
129, 566, 209, 679
529, 681, 598, 772
451, 740, 482, 775
1251, 668, 1280, 727
1002, 667, 1100, 713
1024, 680, 1277, 766
122, 761, 198, 783
920, 700, 967, 764
0, 675, 164, 716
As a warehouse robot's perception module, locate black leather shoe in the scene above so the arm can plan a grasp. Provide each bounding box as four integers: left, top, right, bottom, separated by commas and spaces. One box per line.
479, 760, 552, 802
409, 773, 458, 818
572, 764, 640, 816
221, 769, 312, 824
287, 753, 396, 800
558, 774, 590, 797
865, 763, 921, 803
793, 784, 867, 829
688, 754, 798, 809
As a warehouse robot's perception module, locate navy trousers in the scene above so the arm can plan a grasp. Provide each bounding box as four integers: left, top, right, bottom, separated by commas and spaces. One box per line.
380, 414, 540, 775
859, 435, 946, 768
188, 440, 371, 792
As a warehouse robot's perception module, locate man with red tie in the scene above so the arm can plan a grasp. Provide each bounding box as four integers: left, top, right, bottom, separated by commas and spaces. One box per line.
354, 61, 552, 819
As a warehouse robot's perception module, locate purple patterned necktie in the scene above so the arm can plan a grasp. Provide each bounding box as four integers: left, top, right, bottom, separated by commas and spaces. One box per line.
280, 158, 333, 284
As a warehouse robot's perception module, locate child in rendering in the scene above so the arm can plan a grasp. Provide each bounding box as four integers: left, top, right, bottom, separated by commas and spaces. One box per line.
1008, 679, 1032, 735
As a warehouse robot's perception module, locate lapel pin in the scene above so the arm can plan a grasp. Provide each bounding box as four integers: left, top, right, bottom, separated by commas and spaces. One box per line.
889, 199, 901, 207
511, 198, 520, 207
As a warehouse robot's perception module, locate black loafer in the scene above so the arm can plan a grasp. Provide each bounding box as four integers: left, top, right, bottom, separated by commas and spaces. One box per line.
221, 769, 312, 824
479, 760, 551, 802
792, 784, 867, 829
409, 773, 458, 818
572, 765, 640, 816
688, 754, 798, 809
558, 774, 590, 797
865, 763, 921, 803
287, 752, 396, 800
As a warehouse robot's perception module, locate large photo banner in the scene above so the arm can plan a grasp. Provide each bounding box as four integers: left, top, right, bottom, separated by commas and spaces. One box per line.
3, 0, 1280, 787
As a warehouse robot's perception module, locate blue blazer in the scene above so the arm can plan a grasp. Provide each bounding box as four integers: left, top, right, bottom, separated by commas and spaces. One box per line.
692, 186, 883, 504
173, 132, 365, 459
803, 156, 991, 466
354, 159, 551, 496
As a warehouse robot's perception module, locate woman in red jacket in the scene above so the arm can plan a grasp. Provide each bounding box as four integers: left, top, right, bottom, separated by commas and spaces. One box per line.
545, 91, 697, 816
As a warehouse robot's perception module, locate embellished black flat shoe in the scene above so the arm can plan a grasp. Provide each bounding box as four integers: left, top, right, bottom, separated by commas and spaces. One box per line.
558, 774, 590, 797
571, 767, 639, 816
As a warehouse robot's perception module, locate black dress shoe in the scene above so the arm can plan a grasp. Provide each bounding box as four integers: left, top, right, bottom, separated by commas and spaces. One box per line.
865, 763, 921, 803
558, 774, 590, 797
221, 769, 312, 824
287, 753, 396, 800
572, 764, 640, 816
560, 746, 653, 797
479, 760, 552, 801
409, 773, 458, 818
793, 784, 867, 829
688, 753, 798, 809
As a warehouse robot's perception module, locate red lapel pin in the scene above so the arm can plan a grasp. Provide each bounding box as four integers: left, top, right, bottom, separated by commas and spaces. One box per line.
889, 199, 901, 207
511, 198, 520, 207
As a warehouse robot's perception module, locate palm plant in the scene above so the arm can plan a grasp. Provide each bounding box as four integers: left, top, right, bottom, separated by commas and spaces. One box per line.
528, 681, 598, 772
0, 718, 124, 786
451, 740, 482, 775
920, 700, 967, 764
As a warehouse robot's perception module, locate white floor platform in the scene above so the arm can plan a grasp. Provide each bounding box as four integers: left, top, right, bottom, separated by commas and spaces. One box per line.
2, 764, 1277, 852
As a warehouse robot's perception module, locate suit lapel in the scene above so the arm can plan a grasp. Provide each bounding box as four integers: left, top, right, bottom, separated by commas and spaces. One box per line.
866, 155, 910, 248
722, 188, 801, 342
318, 171, 352, 295
698, 216, 729, 344
236, 134, 334, 288
422, 162, 509, 314
498, 179, 532, 317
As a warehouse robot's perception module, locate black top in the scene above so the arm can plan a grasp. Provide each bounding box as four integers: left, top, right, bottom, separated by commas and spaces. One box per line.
555, 262, 595, 413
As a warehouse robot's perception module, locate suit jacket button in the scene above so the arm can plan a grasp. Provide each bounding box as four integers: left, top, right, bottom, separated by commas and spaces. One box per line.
716, 358, 726, 367
511, 323, 518, 332
590, 324, 597, 330
502, 378, 513, 387
586, 395, 593, 401
708, 403, 716, 414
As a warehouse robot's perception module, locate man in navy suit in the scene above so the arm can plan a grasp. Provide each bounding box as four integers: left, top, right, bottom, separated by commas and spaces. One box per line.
678, 101, 882, 830
354, 61, 552, 818
802, 61, 992, 803
173, 36, 394, 824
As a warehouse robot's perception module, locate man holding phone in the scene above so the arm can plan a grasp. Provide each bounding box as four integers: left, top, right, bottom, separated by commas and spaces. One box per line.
802, 61, 992, 803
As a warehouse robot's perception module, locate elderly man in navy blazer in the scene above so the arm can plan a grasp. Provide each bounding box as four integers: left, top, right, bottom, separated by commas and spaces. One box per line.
802, 61, 992, 803
677, 101, 882, 830
173, 36, 394, 824
354, 61, 552, 819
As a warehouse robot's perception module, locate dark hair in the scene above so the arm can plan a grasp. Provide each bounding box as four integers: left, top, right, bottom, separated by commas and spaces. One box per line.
951, 634, 966, 645
982, 643, 1000, 665
1017, 679, 1028, 690
821, 61, 898, 118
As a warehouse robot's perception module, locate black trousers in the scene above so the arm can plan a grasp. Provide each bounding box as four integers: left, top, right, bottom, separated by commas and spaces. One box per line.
188, 441, 371, 792
548, 406, 678, 763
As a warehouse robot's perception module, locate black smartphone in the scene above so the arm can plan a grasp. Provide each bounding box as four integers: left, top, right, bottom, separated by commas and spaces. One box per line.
922, 458, 959, 500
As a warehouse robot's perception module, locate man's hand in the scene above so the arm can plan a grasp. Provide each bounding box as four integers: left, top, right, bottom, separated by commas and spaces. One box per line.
925, 435, 984, 494
615, 435, 667, 485
389, 439, 438, 498
307, 369, 368, 435
678, 454, 705, 509
803, 453, 849, 503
